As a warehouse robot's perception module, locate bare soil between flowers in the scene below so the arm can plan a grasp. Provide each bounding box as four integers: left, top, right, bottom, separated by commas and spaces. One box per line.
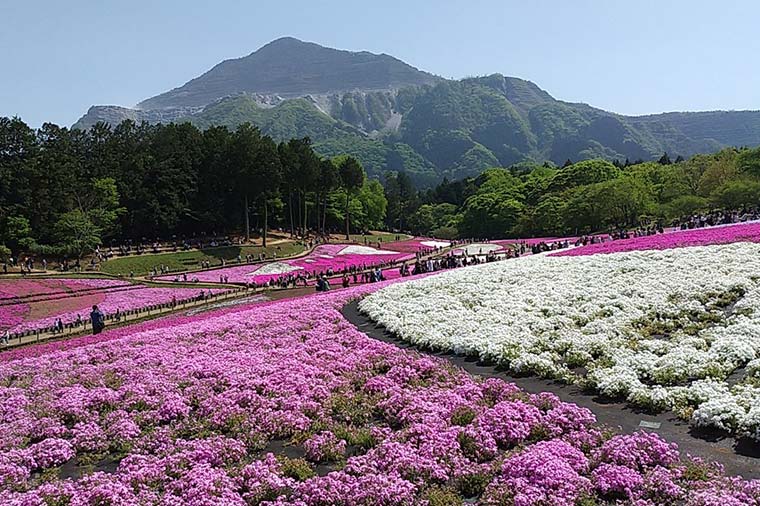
342, 300, 760, 479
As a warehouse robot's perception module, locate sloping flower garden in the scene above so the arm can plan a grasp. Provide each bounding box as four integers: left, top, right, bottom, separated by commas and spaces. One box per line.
159, 244, 414, 284
360, 241, 760, 441
1, 282, 758, 504
554, 221, 760, 257
1, 282, 228, 334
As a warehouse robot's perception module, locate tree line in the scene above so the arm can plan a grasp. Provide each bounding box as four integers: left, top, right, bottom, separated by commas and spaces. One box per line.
0, 117, 384, 259
3, 115, 760, 261
384, 147, 760, 239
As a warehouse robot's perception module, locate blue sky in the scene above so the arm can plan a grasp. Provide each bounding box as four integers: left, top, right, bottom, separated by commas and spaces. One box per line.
1, 0, 758, 127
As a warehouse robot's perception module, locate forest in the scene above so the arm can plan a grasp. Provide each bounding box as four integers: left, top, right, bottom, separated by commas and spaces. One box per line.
0, 117, 380, 259
2, 116, 760, 259
388, 148, 760, 239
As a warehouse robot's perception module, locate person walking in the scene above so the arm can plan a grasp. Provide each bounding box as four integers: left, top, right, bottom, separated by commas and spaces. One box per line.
90, 305, 105, 335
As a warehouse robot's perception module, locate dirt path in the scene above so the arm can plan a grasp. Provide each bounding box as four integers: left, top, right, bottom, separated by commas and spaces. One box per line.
341, 300, 760, 479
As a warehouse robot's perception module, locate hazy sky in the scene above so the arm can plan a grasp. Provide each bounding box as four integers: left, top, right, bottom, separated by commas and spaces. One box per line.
2, 0, 759, 127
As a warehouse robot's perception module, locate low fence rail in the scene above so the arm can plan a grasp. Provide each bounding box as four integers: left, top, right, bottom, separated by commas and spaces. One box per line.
1, 287, 249, 348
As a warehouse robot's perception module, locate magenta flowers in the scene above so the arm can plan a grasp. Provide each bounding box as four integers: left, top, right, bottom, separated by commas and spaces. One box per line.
553, 222, 760, 257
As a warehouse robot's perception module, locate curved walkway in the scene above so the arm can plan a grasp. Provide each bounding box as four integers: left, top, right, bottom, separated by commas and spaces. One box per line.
341, 300, 760, 479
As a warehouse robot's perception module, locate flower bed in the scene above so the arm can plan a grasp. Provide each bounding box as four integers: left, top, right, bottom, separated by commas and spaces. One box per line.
360, 242, 760, 440
2, 286, 228, 334
158, 244, 413, 284
553, 221, 760, 257
452, 243, 503, 255
0, 278, 130, 300
0, 282, 755, 504
0, 302, 26, 333
382, 237, 451, 253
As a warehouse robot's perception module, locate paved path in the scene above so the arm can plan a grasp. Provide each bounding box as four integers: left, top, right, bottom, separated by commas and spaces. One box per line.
2, 289, 250, 348
341, 300, 760, 479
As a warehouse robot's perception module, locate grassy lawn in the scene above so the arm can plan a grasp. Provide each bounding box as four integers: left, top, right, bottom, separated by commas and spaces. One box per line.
100, 242, 306, 276
347, 232, 412, 243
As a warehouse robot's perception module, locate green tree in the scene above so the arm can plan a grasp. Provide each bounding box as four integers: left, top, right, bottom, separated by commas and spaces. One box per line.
0, 215, 34, 255
737, 146, 760, 176
256, 137, 282, 247
142, 123, 203, 235
80, 177, 125, 235
697, 149, 739, 196
658, 152, 672, 165
384, 171, 418, 231
317, 158, 340, 234
527, 195, 567, 236
408, 203, 458, 235
357, 179, 387, 230
338, 156, 365, 238
231, 124, 281, 244
710, 179, 760, 208
53, 210, 102, 260
460, 193, 523, 238
662, 195, 709, 220
546, 159, 621, 193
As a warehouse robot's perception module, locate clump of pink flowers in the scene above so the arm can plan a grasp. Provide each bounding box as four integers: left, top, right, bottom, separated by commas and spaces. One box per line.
303, 431, 347, 462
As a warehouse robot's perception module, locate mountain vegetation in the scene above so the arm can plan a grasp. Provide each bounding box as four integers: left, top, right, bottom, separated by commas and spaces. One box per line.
73, 38, 760, 186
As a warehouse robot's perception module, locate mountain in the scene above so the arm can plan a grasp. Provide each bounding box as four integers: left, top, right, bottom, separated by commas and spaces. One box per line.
137, 37, 440, 110
74, 37, 760, 186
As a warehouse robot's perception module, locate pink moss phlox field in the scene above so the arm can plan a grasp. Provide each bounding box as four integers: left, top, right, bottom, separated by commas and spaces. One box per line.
1, 282, 758, 504
553, 222, 760, 257
381, 237, 450, 253
159, 244, 413, 284
0, 302, 27, 335
2, 286, 228, 334
0, 278, 130, 299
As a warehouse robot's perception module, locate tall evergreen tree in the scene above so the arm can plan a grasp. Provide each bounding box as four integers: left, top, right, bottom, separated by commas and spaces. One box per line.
338, 157, 365, 239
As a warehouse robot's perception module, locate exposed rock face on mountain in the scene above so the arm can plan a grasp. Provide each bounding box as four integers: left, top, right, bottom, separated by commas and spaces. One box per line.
77, 105, 202, 126
74, 37, 760, 186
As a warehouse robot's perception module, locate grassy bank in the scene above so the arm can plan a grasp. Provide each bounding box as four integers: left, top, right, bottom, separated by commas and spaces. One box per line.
99, 242, 306, 276
348, 232, 412, 243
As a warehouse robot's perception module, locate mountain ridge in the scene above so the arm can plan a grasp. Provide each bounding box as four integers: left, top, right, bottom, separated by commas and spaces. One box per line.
135, 37, 441, 111
73, 37, 760, 185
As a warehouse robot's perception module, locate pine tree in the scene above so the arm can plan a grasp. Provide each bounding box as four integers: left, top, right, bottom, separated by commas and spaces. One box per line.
658, 152, 672, 165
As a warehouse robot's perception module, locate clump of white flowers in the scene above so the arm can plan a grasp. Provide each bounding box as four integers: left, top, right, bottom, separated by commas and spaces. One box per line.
360, 242, 760, 438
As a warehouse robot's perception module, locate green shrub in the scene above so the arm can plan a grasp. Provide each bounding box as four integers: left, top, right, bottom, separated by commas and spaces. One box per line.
450, 406, 477, 426
277, 456, 315, 481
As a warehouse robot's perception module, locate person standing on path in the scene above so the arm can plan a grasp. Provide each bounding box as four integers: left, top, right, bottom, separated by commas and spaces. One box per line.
90, 305, 105, 335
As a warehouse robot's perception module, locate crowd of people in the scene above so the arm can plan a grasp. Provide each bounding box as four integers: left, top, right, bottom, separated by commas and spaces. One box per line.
672, 207, 760, 230
606, 207, 760, 240
99, 236, 238, 260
